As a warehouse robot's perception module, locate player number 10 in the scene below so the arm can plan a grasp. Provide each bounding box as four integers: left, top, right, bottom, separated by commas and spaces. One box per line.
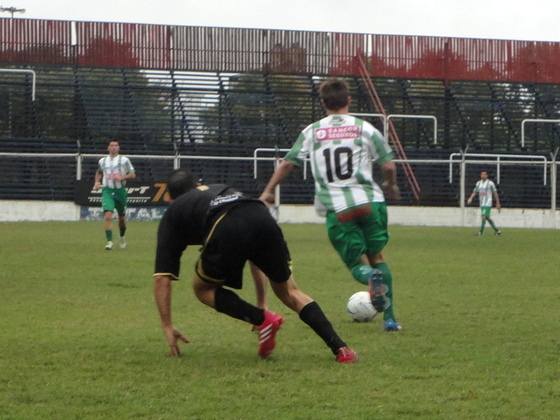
323, 147, 353, 182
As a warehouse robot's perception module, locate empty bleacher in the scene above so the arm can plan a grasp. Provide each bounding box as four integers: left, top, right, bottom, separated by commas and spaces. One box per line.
1, 65, 559, 206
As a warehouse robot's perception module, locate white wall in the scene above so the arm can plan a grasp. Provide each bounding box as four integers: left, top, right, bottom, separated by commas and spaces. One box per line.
1, 200, 558, 229
0, 200, 81, 222
277, 204, 560, 229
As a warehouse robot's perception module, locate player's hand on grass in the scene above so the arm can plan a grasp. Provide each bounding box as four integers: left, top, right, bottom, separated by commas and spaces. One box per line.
164, 327, 190, 357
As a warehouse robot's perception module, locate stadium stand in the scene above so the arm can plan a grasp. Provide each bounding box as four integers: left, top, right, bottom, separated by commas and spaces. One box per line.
1, 21, 559, 206
1, 67, 559, 205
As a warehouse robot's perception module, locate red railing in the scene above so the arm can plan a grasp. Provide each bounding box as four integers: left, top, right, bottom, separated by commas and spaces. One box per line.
1, 18, 560, 83
355, 54, 421, 201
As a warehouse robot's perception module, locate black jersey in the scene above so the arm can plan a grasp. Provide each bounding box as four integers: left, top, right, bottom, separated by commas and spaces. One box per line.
154, 184, 257, 279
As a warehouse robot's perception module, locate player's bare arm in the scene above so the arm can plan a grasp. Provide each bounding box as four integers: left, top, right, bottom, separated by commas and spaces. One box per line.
94, 171, 102, 190
115, 172, 136, 182
380, 161, 401, 200
494, 192, 501, 210
259, 160, 295, 205
154, 274, 190, 356
249, 262, 268, 310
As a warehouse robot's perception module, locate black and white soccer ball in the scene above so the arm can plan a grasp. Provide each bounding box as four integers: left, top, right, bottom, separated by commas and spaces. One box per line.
346, 291, 377, 322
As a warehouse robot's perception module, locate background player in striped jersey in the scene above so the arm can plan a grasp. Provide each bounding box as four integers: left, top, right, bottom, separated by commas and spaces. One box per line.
260, 78, 402, 332
467, 171, 502, 236
94, 140, 136, 250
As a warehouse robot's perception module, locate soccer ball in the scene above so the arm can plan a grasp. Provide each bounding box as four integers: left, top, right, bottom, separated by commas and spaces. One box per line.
346, 291, 377, 322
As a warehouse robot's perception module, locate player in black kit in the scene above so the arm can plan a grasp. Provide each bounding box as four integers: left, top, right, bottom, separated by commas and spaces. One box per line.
153, 169, 357, 363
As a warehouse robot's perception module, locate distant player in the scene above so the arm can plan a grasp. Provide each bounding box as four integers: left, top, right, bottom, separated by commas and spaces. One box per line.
94, 140, 136, 250
467, 171, 501, 236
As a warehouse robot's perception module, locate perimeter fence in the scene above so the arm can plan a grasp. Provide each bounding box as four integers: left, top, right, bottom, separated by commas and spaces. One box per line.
0, 149, 558, 210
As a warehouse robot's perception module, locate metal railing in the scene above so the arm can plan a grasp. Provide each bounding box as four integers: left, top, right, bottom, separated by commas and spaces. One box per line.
1, 150, 558, 210
0, 68, 36, 100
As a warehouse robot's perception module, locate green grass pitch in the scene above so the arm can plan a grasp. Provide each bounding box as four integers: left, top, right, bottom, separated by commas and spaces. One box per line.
1, 221, 558, 419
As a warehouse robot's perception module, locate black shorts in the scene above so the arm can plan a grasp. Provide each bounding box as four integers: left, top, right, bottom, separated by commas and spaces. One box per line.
195, 202, 292, 289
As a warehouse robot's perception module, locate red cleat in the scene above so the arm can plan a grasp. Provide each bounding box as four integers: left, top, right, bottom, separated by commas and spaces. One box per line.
335, 347, 358, 363
258, 310, 284, 359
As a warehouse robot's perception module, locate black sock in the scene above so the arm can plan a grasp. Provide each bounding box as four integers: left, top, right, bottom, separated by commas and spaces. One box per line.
299, 301, 346, 355
214, 288, 265, 326
119, 225, 126, 237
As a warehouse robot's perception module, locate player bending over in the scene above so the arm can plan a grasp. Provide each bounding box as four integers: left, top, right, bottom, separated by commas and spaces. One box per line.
153, 169, 358, 363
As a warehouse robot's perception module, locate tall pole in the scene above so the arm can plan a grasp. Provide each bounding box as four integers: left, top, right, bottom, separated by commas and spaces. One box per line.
551, 148, 558, 215
460, 148, 467, 227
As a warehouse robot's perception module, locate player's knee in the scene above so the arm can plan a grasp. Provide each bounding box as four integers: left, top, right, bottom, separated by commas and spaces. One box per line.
193, 284, 216, 307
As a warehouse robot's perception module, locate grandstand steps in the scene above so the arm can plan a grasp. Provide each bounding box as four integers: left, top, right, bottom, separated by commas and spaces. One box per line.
2, 66, 559, 204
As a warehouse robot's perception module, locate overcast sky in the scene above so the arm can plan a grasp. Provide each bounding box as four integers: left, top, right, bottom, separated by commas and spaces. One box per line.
5, 0, 560, 42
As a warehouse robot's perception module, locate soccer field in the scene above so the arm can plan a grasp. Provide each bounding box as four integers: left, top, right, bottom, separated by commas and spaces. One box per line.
1, 222, 558, 419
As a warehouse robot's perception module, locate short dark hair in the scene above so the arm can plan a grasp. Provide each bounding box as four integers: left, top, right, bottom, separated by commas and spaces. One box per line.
167, 169, 197, 200
319, 78, 350, 111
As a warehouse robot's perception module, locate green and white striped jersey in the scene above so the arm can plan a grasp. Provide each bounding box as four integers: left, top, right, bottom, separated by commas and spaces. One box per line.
97, 155, 135, 189
284, 114, 394, 213
473, 179, 497, 207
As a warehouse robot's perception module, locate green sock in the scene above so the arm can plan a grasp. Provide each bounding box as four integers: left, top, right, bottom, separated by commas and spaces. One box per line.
480, 219, 487, 234
352, 263, 396, 320
105, 230, 113, 241
350, 264, 374, 286
374, 262, 396, 321
119, 225, 126, 237
488, 218, 498, 231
